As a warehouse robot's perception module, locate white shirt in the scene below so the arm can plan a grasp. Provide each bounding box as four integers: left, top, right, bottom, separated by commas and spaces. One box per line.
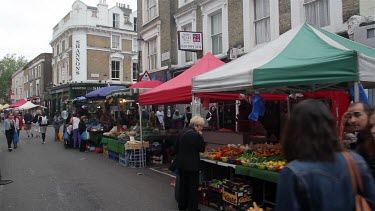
156, 111, 164, 125
72, 117, 80, 129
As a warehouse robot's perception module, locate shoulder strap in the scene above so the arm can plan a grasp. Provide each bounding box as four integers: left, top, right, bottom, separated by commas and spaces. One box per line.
342, 151, 363, 194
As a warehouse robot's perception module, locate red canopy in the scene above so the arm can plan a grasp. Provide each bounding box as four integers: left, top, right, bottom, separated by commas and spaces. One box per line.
129, 80, 163, 88
9, 99, 27, 108
139, 53, 225, 105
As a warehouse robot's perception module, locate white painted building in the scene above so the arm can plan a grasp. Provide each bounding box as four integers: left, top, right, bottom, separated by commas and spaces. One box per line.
11, 68, 25, 102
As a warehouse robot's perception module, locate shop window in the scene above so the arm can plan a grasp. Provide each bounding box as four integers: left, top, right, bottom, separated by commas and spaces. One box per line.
111, 60, 120, 80
304, 0, 330, 27
112, 35, 120, 49
211, 12, 222, 55
113, 13, 120, 28
254, 0, 270, 44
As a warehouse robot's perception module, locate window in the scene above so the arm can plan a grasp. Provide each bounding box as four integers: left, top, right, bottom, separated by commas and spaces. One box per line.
147, 38, 157, 70
57, 44, 60, 55
254, 0, 270, 44
36, 84, 39, 96
111, 61, 120, 80
134, 17, 137, 32
182, 24, 193, 62
304, 0, 330, 27
39, 66, 41, 78
62, 40, 66, 51
132, 61, 138, 81
367, 28, 375, 39
112, 35, 120, 49
133, 38, 138, 52
211, 12, 222, 55
147, 0, 157, 21
113, 13, 120, 28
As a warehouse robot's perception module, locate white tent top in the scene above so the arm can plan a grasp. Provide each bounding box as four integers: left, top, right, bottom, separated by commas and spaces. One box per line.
18, 101, 38, 110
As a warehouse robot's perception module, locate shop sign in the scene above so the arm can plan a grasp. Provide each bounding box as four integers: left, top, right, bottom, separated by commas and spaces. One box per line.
75, 40, 81, 75
161, 51, 170, 62
72, 86, 86, 90
178, 31, 203, 52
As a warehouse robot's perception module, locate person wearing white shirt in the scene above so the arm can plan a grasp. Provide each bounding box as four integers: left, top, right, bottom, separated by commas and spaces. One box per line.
69, 113, 81, 149
156, 107, 165, 129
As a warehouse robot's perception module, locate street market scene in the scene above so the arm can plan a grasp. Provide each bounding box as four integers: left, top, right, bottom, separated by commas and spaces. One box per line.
1, 0, 375, 210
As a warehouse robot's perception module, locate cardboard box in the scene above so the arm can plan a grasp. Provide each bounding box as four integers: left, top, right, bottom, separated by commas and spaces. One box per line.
222, 180, 252, 206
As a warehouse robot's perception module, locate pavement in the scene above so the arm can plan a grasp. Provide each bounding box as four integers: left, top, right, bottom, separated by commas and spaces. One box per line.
0, 124, 214, 211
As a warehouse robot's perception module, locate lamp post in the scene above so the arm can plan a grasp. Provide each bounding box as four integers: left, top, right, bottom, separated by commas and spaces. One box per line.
137, 36, 144, 82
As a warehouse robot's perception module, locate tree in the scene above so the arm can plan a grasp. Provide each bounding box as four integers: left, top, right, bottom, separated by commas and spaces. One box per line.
0, 54, 28, 103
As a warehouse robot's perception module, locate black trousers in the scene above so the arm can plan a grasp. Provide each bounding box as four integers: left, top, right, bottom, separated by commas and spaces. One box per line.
5, 131, 14, 149
178, 169, 199, 211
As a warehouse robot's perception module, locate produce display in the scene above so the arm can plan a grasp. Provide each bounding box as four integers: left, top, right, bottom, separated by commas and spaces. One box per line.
201, 143, 286, 172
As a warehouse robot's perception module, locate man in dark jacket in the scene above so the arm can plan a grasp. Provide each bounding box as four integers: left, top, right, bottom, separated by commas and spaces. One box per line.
175, 116, 206, 211
24, 110, 33, 138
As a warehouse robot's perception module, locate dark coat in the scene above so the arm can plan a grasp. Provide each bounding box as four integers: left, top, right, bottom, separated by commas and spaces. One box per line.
175, 126, 205, 171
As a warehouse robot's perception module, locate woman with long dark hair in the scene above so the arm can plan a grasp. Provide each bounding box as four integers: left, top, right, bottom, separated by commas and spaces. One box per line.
4, 113, 16, 152
275, 99, 375, 211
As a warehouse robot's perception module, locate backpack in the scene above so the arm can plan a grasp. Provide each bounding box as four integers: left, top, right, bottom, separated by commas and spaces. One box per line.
41, 116, 48, 125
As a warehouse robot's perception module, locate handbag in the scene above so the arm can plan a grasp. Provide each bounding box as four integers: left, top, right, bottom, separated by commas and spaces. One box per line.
342, 151, 372, 211
13, 133, 19, 144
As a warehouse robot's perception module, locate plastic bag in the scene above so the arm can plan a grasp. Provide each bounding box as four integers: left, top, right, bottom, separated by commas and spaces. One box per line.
81, 130, 90, 140
13, 133, 19, 143
63, 131, 69, 140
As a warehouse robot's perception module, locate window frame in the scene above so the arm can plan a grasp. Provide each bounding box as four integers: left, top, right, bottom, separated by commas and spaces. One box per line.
181, 24, 194, 63
113, 13, 120, 28
210, 12, 223, 55
132, 60, 138, 81
303, 0, 330, 27
111, 60, 121, 80
147, 0, 158, 22
147, 38, 157, 70
111, 35, 120, 49
253, 0, 271, 45
367, 28, 375, 39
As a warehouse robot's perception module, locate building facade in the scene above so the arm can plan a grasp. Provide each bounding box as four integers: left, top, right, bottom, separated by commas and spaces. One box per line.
11, 68, 25, 102
22, 53, 53, 106
49, 0, 137, 111
137, 0, 366, 80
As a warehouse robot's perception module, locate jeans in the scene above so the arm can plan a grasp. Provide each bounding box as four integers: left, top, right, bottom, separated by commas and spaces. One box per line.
5, 130, 14, 149
72, 129, 81, 149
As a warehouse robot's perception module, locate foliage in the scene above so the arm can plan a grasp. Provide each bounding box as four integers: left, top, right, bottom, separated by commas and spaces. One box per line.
0, 54, 28, 103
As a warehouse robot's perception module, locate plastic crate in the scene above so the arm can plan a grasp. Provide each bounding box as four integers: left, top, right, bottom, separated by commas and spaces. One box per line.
125, 148, 146, 168
119, 153, 127, 167
108, 150, 119, 161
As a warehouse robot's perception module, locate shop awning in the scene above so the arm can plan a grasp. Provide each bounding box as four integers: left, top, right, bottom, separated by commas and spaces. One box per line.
9, 99, 27, 108
192, 23, 375, 93
139, 53, 226, 105
85, 86, 125, 99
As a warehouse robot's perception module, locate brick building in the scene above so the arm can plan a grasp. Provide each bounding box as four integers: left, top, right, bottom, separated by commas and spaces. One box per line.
49, 0, 137, 112
137, 0, 366, 80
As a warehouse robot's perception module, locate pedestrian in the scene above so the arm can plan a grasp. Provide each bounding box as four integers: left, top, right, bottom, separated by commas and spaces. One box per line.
358, 109, 375, 177
13, 111, 22, 145
175, 116, 206, 211
156, 106, 165, 129
53, 111, 63, 141
1, 112, 4, 122
33, 110, 41, 138
78, 116, 88, 152
38, 111, 49, 144
206, 106, 217, 130
4, 113, 16, 152
183, 106, 192, 127
23, 109, 33, 138
70, 113, 81, 149
340, 102, 371, 149
275, 99, 375, 211
172, 109, 183, 129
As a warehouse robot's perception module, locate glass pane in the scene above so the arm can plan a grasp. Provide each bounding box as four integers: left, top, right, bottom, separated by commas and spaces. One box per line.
211, 13, 222, 35
186, 52, 193, 62
319, 0, 330, 27
367, 29, 375, 38
212, 34, 222, 55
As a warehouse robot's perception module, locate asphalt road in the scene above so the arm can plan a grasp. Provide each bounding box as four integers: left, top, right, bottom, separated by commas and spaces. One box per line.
0, 124, 214, 211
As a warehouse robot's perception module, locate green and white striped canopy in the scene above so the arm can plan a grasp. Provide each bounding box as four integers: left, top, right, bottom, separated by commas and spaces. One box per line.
192, 23, 375, 93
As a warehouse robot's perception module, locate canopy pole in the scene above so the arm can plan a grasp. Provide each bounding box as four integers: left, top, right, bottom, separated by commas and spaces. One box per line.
138, 104, 143, 148
235, 100, 240, 132
354, 82, 360, 102
216, 102, 219, 130
192, 93, 196, 117
287, 95, 291, 119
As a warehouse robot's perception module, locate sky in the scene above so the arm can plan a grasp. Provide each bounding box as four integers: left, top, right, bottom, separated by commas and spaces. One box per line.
0, 0, 137, 61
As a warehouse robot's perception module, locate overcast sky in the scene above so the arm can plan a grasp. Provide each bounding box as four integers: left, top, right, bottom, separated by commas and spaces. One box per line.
0, 0, 137, 61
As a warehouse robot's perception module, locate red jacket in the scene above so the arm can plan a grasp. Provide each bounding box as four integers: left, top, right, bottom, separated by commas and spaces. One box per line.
14, 116, 23, 130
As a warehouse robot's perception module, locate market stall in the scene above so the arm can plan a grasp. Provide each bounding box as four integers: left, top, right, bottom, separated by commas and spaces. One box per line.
9, 99, 27, 108
191, 23, 375, 210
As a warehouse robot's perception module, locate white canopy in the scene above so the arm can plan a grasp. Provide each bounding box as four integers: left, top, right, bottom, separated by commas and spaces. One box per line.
18, 101, 38, 110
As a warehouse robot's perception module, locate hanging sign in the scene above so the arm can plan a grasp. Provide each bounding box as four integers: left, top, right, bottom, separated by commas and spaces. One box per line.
178, 31, 203, 52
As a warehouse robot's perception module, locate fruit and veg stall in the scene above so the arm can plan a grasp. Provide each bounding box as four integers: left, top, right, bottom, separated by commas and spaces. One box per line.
198, 143, 285, 210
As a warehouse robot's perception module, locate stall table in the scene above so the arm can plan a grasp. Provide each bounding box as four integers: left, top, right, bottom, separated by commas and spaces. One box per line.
88, 130, 104, 145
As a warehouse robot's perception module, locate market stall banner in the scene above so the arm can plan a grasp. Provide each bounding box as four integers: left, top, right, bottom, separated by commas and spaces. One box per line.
139, 52, 225, 105
192, 23, 375, 93
85, 86, 125, 99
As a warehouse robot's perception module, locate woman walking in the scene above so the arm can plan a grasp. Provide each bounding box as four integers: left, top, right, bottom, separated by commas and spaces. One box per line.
38, 111, 49, 144
70, 113, 81, 149
53, 111, 62, 141
275, 99, 375, 211
4, 113, 16, 152
13, 110, 23, 147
